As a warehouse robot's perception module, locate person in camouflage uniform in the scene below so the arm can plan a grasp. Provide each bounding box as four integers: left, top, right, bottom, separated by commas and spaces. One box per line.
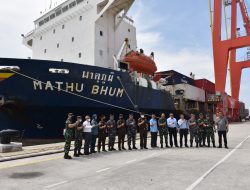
188, 114, 199, 148
117, 114, 126, 151
197, 113, 206, 147
158, 113, 169, 148
107, 114, 116, 151
204, 114, 216, 148
126, 113, 137, 150
74, 116, 84, 157
64, 113, 76, 159
138, 113, 148, 149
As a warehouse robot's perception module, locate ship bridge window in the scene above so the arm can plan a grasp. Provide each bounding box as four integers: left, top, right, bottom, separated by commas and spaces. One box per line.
39, 20, 44, 26
62, 5, 68, 12
0, 66, 20, 72
100, 31, 103, 36
44, 17, 49, 23
69, 1, 76, 9
50, 13, 55, 20
77, 0, 83, 4
56, 9, 62, 16
49, 68, 69, 74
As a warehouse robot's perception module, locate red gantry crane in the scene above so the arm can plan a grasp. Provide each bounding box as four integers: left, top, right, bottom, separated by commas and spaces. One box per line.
211, 0, 250, 120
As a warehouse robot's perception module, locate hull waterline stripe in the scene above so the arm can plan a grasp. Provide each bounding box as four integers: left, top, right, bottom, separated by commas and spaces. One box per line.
6, 68, 151, 115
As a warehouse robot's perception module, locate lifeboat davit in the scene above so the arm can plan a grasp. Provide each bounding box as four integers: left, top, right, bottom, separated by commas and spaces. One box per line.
122, 50, 157, 76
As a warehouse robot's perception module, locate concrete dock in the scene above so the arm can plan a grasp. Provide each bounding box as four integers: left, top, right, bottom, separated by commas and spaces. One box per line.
0, 122, 249, 190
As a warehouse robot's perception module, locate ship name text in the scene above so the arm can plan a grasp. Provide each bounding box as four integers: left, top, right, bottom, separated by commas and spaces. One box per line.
33, 81, 124, 98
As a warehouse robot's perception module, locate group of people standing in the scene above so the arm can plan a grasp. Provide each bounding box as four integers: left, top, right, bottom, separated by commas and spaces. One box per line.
63, 111, 229, 160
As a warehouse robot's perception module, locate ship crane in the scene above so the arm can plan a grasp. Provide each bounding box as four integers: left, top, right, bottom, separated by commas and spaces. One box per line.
211, 0, 250, 119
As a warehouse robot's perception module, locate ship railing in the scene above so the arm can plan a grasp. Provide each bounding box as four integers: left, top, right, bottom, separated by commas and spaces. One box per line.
24, 30, 35, 38
0, 96, 5, 106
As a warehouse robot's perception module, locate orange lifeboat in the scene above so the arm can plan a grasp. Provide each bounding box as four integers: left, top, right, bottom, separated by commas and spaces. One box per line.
122, 50, 157, 76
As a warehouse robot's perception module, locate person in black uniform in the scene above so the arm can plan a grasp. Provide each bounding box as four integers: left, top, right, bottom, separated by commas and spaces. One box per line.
138, 112, 148, 149
98, 115, 107, 152
117, 114, 126, 151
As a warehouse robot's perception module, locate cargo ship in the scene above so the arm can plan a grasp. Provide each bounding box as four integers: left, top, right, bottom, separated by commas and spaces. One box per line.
0, 0, 177, 142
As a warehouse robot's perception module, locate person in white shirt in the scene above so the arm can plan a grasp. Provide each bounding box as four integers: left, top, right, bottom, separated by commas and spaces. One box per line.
167, 113, 179, 148
177, 114, 189, 148
83, 115, 93, 155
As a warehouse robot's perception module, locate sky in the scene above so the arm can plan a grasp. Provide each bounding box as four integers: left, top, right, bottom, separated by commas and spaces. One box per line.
0, 0, 249, 109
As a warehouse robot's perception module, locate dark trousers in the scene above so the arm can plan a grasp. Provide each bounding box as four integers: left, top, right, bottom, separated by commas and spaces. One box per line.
91, 134, 98, 152
118, 130, 126, 149
168, 127, 178, 147
140, 130, 148, 148
98, 133, 106, 151
151, 132, 158, 147
218, 131, 227, 147
84, 132, 92, 154
179, 128, 188, 147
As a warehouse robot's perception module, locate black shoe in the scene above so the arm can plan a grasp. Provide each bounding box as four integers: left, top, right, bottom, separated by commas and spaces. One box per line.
84, 152, 89, 155
140, 147, 144, 149
190, 144, 193, 148
208, 144, 210, 148
166, 145, 170, 148
64, 154, 72, 159
213, 143, 216, 148
175, 145, 179, 148
122, 147, 127, 150
129, 147, 132, 150
119, 148, 122, 151
133, 146, 138, 150
161, 144, 163, 148
78, 151, 84, 155
74, 153, 79, 157
185, 145, 189, 148
196, 144, 199, 148
225, 145, 228, 149
112, 148, 116, 151
218, 146, 222, 148
98, 149, 101, 153
144, 147, 148, 149
103, 149, 107, 152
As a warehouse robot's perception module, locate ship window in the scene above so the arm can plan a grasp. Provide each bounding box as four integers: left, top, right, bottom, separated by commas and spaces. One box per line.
99, 50, 103, 56
57, 43, 59, 48
0, 66, 20, 71
62, 5, 68, 12
72, 37, 74, 42
39, 20, 44, 26
100, 31, 103, 36
77, 0, 83, 4
79, 52, 82, 58
50, 13, 55, 20
53, 29, 56, 34
79, 16, 82, 21
44, 49, 47, 53
49, 68, 69, 74
69, 1, 76, 9
56, 9, 62, 16
62, 25, 65, 29
44, 17, 49, 23
40, 36, 43, 40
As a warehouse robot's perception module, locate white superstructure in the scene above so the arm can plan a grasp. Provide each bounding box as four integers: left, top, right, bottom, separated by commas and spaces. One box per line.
23, 0, 137, 69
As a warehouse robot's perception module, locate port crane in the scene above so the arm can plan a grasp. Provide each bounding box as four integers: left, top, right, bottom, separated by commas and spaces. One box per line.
210, 0, 250, 119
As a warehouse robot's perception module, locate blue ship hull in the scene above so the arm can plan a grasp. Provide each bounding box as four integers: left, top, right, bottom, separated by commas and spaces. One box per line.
0, 58, 177, 142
